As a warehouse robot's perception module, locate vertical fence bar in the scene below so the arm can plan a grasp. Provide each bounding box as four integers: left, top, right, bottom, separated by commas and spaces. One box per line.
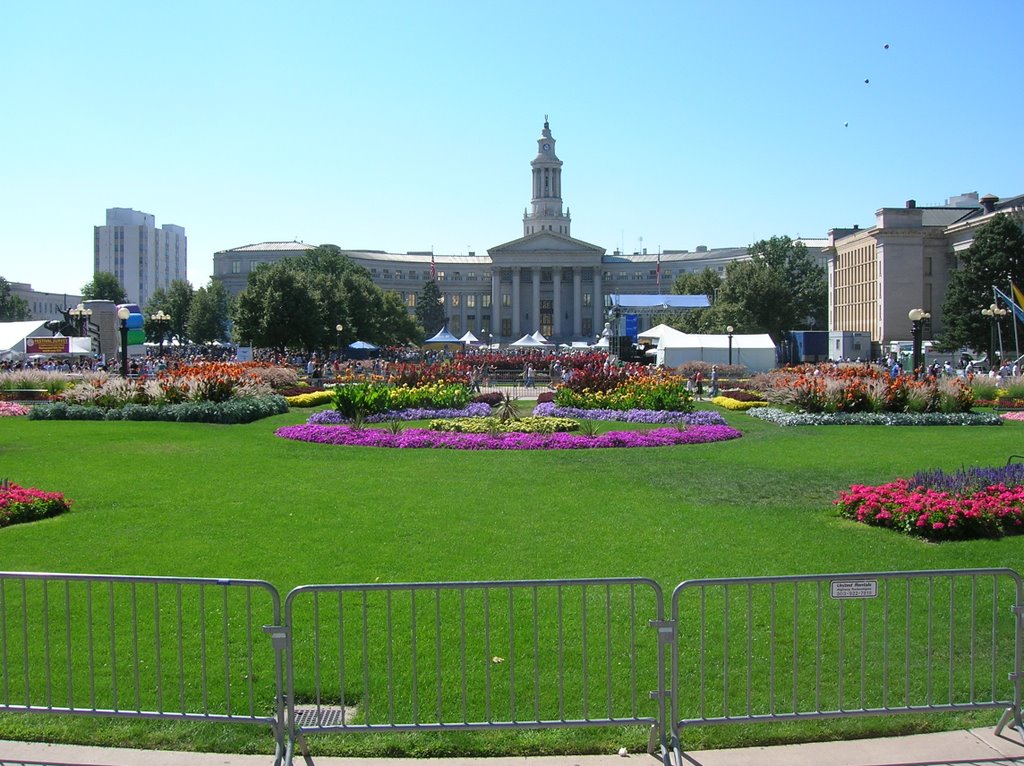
361, 591, 371, 724
459, 588, 468, 723
722, 585, 730, 718
814, 581, 822, 713
948, 577, 956, 705
927, 577, 935, 705
107, 581, 116, 710
581, 584, 589, 720
791, 584, 799, 714
882, 579, 890, 710
483, 588, 492, 722
604, 584, 613, 719
175, 583, 185, 713
557, 585, 565, 721
153, 584, 162, 712
336, 591, 346, 726
130, 582, 140, 712
221, 587, 231, 716
199, 585, 208, 714
434, 589, 442, 724
64, 581, 73, 710
386, 590, 394, 725
532, 586, 541, 721
410, 590, 419, 724
745, 584, 753, 716
86, 581, 95, 711
42, 580, 51, 708
969, 575, 977, 702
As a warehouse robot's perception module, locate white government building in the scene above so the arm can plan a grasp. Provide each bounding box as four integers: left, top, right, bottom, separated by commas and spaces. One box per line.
212, 120, 778, 344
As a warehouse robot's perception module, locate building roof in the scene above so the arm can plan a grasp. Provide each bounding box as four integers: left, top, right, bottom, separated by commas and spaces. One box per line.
219, 241, 318, 253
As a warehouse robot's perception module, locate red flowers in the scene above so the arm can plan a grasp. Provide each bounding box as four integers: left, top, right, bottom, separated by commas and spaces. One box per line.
0, 482, 72, 528
836, 478, 1024, 540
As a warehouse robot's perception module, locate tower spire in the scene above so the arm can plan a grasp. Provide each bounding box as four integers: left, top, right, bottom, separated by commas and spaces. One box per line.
523, 117, 570, 237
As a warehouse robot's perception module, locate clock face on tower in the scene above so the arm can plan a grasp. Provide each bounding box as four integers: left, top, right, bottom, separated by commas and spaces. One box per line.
542, 143, 551, 151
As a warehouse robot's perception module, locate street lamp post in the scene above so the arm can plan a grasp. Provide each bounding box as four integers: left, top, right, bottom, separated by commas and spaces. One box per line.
68, 303, 93, 337
150, 310, 171, 357
117, 306, 131, 378
908, 308, 931, 377
335, 324, 344, 359
981, 303, 1008, 370
726, 325, 734, 366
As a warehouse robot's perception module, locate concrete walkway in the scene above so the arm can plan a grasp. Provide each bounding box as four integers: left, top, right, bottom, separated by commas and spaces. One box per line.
2, 727, 1023, 766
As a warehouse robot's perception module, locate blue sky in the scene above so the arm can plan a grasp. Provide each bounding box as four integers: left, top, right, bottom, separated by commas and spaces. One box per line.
3, 1, 1021, 297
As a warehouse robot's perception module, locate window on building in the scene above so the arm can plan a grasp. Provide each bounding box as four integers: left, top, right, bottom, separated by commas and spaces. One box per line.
453, 271, 461, 281
466, 295, 476, 308
582, 268, 593, 281
451, 294, 460, 307
649, 270, 657, 279
370, 269, 378, 278
501, 318, 512, 337
541, 269, 552, 283
582, 318, 593, 336
501, 294, 511, 307
562, 267, 573, 282
467, 271, 476, 281
437, 271, 445, 281
603, 270, 611, 280
406, 293, 416, 307
409, 270, 417, 280
482, 295, 491, 308
395, 269, 403, 280
583, 292, 592, 307
521, 268, 532, 283
500, 268, 512, 283
231, 260, 241, 274
382, 269, 390, 278
633, 272, 644, 280
619, 271, 627, 280
924, 257, 932, 276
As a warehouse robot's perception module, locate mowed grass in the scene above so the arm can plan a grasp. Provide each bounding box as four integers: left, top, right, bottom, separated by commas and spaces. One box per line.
0, 405, 1023, 756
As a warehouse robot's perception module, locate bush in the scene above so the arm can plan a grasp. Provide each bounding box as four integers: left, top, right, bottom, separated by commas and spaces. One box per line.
428, 416, 580, 434
472, 392, 503, 407
29, 396, 289, 424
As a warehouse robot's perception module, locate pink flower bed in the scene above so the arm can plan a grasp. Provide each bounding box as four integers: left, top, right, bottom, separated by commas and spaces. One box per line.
0, 402, 30, 417
1001, 412, 1024, 421
276, 424, 742, 450
836, 479, 1024, 540
0, 482, 72, 528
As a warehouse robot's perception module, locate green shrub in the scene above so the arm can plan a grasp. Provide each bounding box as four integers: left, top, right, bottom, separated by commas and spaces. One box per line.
29, 396, 288, 424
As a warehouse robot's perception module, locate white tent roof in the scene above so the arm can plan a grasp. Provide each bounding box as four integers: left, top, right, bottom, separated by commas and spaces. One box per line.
0, 320, 49, 354
459, 331, 481, 344
637, 324, 688, 344
509, 334, 552, 347
657, 333, 776, 350
531, 330, 550, 344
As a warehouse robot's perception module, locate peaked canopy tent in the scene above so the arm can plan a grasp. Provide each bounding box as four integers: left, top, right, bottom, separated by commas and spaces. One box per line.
636, 323, 689, 345
509, 334, 553, 348
347, 340, 380, 360
422, 326, 465, 351
459, 331, 481, 345
655, 333, 778, 372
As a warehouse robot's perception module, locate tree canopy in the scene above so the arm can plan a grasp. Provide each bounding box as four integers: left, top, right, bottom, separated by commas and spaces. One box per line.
713, 236, 826, 342
939, 214, 1024, 359
143, 279, 194, 344
657, 268, 723, 333
81, 272, 128, 304
231, 245, 422, 353
415, 280, 447, 336
0, 277, 30, 321
187, 281, 231, 344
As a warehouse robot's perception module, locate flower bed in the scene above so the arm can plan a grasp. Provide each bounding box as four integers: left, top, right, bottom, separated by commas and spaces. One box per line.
0, 402, 30, 417
285, 390, 335, 408
429, 416, 579, 433
532, 402, 725, 426
554, 369, 693, 412
748, 407, 1002, 427
0, 482, 71, 528
836, 464, 1024, 540
711, 396, 769, 411
30, 396, 289, 423
308, 403, 491, 424
1002, 412, 1024, 421
751, 365, 973, 413
276, 424, 742, 450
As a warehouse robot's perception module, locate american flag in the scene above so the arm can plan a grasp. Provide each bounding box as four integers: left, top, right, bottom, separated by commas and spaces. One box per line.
430, 253, 436, 281
656, 250, 661, 292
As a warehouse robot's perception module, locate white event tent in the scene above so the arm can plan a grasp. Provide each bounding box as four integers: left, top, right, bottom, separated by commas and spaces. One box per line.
654, 331, 777, 372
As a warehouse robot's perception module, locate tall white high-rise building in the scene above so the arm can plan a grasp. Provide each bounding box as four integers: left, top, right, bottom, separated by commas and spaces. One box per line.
93, 208, 187, 308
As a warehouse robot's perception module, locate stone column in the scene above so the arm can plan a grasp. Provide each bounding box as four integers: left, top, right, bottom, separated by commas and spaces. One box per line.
573, 268, 583, 337
552, 267, 562, 340
490, 269, 500, 337
593, 265, 604, 335
531, 271, 541, 334
511, 267, 521, 338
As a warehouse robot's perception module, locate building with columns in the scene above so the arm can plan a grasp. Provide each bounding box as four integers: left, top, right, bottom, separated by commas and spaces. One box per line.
213, 120, 795, 343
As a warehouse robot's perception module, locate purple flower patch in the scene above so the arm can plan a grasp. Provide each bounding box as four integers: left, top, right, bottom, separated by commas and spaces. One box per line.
276, 424, 743, 450
532, 402, 727, 426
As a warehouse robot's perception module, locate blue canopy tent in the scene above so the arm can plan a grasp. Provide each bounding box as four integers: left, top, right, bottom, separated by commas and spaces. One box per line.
422, 326, 464, 351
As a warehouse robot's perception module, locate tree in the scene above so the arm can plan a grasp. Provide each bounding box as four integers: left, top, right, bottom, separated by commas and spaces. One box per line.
81, 272, 127, 303
940, 214, 1024, 360
415, 280, 447, 336
231, 244, 422, 353
164, 280, 195, 343
0, 277, 29, 321
187, 280, 231, 344
713, 236, 826, 343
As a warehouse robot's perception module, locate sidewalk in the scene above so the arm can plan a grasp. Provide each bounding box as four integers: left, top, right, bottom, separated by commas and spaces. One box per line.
2, 728, 1023, 766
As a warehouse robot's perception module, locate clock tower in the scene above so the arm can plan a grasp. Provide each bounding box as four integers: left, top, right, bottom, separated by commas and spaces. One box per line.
523, 116, 571, 237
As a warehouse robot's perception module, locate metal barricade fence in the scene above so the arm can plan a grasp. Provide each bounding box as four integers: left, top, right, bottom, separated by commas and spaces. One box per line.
0, 571, 286, 764
281, 578, 668, 765
669, 568, 1024, 763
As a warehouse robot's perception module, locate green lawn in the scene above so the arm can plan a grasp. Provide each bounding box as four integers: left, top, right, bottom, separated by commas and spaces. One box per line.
0, 405, 1022, 756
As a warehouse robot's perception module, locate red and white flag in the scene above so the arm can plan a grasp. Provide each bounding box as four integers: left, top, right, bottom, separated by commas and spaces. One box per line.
656, 250, 661, 292
430, 253, 437, 281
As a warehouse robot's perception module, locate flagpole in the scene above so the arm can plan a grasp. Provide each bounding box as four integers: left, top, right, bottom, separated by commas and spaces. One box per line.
1011, 279, 1021, 361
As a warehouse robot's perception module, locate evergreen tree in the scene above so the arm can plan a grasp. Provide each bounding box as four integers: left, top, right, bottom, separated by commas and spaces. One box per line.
415, 280, 447, 336
81, 272, 127, 303
940, 214, 1024, 360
